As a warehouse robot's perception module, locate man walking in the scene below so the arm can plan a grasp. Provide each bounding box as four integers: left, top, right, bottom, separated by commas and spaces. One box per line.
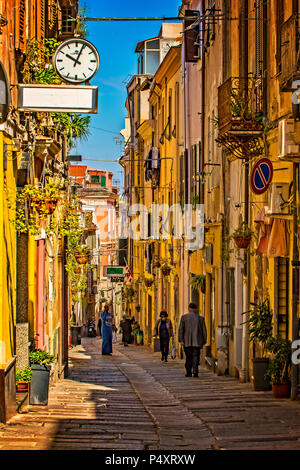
178, 302, 207, 377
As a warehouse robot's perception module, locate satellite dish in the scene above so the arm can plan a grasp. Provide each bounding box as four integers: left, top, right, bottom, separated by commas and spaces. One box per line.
0, 61, 10, 124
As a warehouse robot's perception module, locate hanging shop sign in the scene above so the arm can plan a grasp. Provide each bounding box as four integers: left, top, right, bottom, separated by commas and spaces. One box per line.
0, 61, 10, 124
18, 84, 98, 113
103, 266, 125, 277
110, 276, 125, 283
250, 157, 273, 195
53, 38, 100, 84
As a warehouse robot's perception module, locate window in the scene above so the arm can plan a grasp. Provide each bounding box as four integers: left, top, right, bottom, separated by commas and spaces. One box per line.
101, 175, 106, 187
145, 39, 160, 74
61, 7, 74, 35
91, 175, 100, 184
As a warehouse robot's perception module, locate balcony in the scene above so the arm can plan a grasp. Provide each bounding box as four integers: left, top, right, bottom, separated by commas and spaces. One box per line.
216, 77, 264, 159
279, 14, 300, 91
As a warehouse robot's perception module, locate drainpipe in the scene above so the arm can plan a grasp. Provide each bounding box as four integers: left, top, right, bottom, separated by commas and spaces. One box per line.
240, 0, 249, 383
291, 162, 299, 400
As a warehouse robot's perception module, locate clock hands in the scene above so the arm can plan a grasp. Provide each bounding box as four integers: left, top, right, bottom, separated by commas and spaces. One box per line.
65, 53, 81, 66
73, 44, 86, 67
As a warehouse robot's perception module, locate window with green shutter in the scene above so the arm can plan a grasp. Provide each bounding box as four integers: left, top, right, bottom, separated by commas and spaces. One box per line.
101, 176, 106, 187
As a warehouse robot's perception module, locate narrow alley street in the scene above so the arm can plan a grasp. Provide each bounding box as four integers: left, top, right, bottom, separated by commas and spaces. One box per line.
1, 337, 300, 451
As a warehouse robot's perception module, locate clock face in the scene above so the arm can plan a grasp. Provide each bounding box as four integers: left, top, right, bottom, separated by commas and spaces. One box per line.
53, 38, 100, 84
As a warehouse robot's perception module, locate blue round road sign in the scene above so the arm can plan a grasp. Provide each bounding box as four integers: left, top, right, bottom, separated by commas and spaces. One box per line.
250, 157, 273, 195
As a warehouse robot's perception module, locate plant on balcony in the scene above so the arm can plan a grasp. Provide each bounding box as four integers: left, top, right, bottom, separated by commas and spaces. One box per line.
230, 221, 254, 249
14, 181, 61, 235
266, 336, 292, 398
22, 38, 62, 85
16, 367, 32, 392
189, 273, 206, 294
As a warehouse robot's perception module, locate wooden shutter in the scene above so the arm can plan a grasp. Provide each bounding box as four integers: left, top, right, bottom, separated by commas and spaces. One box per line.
47, 0, 58, 37
184, 10, 199, 62
36, 0, 46, 42
185, 149, 189, 204
15, 0, 26, 51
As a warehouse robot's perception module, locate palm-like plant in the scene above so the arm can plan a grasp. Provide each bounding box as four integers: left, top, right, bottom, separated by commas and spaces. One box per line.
53, 113, 90, 148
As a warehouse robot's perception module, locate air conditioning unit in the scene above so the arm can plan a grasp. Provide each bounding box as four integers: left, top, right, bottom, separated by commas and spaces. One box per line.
266, 182, 291, 216
278, 119, 300, 160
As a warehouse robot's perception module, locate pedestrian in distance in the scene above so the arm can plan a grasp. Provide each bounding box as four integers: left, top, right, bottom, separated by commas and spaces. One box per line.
97, 316, 102, 337
154, 311, 174, 362
120, 315, 132, 347
178, 302, 207, 377
100, 305, 115, 355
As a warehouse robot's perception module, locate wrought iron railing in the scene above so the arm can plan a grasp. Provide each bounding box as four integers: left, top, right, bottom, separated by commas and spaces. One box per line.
218, 77, 264, 134
280, 14, 300, 89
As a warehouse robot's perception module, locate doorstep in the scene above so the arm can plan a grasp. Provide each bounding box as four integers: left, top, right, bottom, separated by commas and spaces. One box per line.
16, 391, 29, 413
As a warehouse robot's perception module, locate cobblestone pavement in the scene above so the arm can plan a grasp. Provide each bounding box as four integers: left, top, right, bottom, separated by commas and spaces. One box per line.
0, 336, 300, 450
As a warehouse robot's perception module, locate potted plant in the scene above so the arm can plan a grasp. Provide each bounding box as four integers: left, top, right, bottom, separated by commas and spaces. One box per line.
266, 336, 292, 399
31, 181, 60, 216
189, 273, 206, 294
74, 245, 90, 264
231, 221, 254, 249
144, 274, 154, 288
124, 285, 136, 302
242, 298, 273, 391
161, 259, 171, 276
16, 367, 32, 393
29, 349, 56, 405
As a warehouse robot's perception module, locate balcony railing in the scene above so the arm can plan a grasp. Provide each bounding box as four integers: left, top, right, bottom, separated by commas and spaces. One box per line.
280, 14, 300, 90
218, 77, 264, 135
216, 77, 264, 159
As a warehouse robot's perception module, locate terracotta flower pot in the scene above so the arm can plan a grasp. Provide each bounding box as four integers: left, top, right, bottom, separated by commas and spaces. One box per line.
16, 381, 30, 393
74, 268, 81, 274
34, 198, 58, 215
71, 290, 78, 295
75, 254, 88, 265
233, 236, 251, 249
272, 382, 291, 399
161, 267, 171, 276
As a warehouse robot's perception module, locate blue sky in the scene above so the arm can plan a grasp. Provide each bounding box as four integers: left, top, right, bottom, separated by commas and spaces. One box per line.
74, 0, 181, 190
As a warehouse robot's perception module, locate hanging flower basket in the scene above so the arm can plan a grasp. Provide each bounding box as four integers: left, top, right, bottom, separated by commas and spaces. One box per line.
35, 198, 58, 215
144, 278, 154, 288
233, 236, 251, 249
161, 266, 171, 276
74, 254, 88, 265
231, 222, 253, 250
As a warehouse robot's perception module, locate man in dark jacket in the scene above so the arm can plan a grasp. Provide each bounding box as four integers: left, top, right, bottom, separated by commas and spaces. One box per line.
154, 311, 174, 362
178, 302, 207, 377
120, 315, 132, 346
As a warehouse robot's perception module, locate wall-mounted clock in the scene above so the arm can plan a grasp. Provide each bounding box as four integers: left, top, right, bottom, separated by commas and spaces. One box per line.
53, 38, 100, 84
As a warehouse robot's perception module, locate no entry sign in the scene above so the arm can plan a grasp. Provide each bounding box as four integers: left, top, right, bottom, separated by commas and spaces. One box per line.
250, 157, 273, 195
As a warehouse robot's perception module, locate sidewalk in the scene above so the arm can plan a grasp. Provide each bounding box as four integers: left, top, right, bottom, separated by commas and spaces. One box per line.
0, 337, 299, 450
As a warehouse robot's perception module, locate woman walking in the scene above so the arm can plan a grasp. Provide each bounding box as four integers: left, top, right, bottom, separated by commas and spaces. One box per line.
100, 305, 114, 355
154, 311, 174, 362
